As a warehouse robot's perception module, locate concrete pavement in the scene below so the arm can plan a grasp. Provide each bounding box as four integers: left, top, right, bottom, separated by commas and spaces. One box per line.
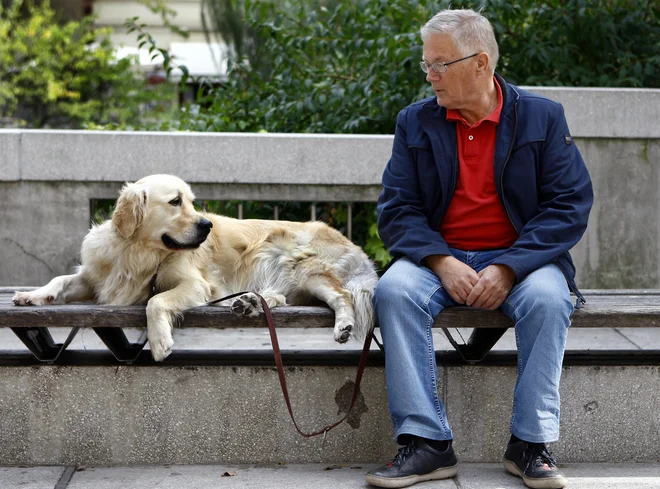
2, 463, 660, 489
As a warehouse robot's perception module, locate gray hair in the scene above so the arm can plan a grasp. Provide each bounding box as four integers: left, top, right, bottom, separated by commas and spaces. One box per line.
421, 8, 499, 73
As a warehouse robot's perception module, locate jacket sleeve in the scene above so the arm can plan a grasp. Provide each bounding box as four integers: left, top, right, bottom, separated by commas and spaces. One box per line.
377, 109, 452, 266
491, 103, 594, 281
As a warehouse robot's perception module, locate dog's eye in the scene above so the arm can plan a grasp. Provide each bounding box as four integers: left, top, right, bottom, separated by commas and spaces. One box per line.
169, 197, 182, 206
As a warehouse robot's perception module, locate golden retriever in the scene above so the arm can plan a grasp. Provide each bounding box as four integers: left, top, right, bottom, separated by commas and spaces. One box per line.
12, 174, 378, 361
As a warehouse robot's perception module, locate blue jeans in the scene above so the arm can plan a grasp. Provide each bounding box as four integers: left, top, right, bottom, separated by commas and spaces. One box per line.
374, 249, 574, 444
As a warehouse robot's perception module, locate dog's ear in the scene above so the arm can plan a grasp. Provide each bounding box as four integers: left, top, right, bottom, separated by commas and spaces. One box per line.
112, 183, 148, 238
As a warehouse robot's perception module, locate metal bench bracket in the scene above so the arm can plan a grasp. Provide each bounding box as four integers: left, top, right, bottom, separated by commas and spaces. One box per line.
11, 327, 80, 363
92, 328, 148, 364
443, 327, 508, 364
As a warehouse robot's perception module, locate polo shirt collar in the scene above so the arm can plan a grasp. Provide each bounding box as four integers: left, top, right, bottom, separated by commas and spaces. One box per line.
446, 76, 503, 126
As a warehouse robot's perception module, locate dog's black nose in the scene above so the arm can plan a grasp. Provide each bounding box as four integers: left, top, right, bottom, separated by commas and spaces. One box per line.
197, 218, 213, 231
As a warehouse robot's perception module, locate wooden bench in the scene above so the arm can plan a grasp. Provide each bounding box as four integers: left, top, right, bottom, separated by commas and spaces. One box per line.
2, 288, 659, 365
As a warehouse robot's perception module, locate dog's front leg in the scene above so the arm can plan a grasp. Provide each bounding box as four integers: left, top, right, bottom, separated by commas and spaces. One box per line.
13, 272, 94, 306
146, 281, 209, 361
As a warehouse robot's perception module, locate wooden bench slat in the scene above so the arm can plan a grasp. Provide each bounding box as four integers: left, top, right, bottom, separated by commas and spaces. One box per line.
2, 292, 660, 329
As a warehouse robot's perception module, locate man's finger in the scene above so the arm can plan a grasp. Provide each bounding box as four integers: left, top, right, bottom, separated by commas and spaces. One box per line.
482, 296, 498, 310
451, 290, 465, 304
465, 281, 484, 306
476, 283, 495, 309
472, 289, 493, 309
443, 284, 464, 304
484, 295, 506, 311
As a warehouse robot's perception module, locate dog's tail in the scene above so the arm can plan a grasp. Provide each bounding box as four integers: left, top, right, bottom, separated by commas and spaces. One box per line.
345, 261, 378, 341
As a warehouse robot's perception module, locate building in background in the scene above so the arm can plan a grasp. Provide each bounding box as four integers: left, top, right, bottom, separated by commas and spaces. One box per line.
49, 0, 227, 81
94, 0, 227, 81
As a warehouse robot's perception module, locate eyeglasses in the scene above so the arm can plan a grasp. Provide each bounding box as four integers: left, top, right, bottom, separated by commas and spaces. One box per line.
419, 53, 479, 74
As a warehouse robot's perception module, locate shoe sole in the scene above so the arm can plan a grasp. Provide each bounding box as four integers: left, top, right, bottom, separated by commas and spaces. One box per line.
503, 458, 568, 489
365, 464, 458, 488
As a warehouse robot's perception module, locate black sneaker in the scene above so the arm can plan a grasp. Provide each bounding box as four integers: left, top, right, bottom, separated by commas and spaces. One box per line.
503, 436, 568, 489
365, 437, 458, 488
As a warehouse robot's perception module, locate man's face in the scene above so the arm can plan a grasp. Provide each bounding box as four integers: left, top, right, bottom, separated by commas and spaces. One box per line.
422, 34, 477, 109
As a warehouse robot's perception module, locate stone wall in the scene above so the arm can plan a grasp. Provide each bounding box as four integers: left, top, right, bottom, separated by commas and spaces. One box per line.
1, 87, 659, 287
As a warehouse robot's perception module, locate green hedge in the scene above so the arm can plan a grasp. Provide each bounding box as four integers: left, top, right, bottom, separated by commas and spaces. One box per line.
172, 0, 659, 135
0, 0, 173, 128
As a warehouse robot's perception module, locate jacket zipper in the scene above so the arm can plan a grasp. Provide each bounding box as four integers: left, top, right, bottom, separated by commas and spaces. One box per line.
569, 280, 587, 308
562, 270, 587, 308
449, 145, 458, 213
498, 91, 586, 308
499, 99, 519, 233
438, 127, 459, 220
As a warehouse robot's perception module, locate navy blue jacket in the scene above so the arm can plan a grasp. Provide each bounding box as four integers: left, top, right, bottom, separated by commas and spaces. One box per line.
377, 74, 594, 298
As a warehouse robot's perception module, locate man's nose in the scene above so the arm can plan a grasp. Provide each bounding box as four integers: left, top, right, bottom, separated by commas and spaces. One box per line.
426, 70, 441, 82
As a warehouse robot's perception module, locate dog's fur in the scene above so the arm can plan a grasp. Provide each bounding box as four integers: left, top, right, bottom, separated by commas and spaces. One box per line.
12, 174, 378, 361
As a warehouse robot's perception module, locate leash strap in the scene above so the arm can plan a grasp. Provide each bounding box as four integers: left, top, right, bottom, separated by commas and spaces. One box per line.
206, 291, 249, 306
207, 291, 373, 438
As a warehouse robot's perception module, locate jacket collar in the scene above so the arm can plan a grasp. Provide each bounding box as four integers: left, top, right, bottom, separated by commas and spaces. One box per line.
495, 73, 519, 126
418, 73, 518, 125
492, 74, 520, 184
416, 74, 521, 198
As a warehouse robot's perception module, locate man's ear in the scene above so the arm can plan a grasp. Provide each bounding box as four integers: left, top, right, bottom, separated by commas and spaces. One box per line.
112, 183, 148, 238
475, 52, 490, 74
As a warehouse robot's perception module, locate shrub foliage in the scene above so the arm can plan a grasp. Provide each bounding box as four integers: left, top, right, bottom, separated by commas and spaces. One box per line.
0, 0, 172, 128
175, 0, 659, 134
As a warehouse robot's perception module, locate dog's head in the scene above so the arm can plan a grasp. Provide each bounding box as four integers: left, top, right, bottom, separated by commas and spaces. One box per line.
112, 174, 213, 251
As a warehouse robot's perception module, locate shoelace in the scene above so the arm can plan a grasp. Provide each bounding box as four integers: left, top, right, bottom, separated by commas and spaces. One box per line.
387, 441, 418, 468
527, 443, 558, 471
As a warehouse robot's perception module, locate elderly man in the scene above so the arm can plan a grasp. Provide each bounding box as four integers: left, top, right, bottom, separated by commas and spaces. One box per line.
366, 8, 593, 489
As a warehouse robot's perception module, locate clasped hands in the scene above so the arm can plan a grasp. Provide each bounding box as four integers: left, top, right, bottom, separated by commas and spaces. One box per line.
424, 255, 517, 310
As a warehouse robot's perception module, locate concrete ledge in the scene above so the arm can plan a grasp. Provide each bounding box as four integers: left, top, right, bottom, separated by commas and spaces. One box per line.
0, 87, 658, 183
0, 129, 20, 181
522, 87, 660, 138
12, 131, 393, 185
0, 364, 657, 465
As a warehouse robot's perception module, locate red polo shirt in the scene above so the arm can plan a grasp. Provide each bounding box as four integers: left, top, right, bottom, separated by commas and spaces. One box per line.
439, 78, 518, 250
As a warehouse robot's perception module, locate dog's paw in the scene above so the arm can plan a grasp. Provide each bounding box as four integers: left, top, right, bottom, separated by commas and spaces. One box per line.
231, 293, 264, 318
12, 291, 54, 306
334, 321, 353, 344
149, 331, 174, 362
